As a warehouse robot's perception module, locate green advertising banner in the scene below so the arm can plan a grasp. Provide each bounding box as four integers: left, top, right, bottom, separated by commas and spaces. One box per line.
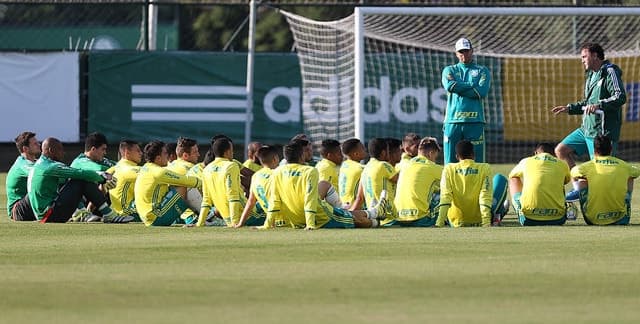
88, 52, 302, 145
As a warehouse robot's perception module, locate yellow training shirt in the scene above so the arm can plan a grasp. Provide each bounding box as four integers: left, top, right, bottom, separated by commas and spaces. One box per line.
361, 158, 398, 209
338, 159, 364, 205
134, 162, 201, 226
316, 158, 339, 189
509, 153, 570, 221
106, 159, 140, 216
198, 157, 245, 227
267, 163, 331, 229
243, 159, 262, 173
438, 159, 493, 227
395, 152, 413, 173
394, 156, 443, 221
571, 156, 640, 225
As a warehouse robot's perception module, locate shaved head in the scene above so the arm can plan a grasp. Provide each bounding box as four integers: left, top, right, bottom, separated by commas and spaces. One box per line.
42, 137, 64, 161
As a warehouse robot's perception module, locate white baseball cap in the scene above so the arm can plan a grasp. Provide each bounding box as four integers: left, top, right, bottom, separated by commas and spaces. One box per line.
455, 38, 472, 52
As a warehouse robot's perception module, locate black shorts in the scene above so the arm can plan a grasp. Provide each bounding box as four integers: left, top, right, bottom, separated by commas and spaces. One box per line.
11, 196, 37, 221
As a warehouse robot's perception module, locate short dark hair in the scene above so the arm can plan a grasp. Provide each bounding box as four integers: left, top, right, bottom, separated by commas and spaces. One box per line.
212, 138, 233, 158
290, 138, 310, 148
594, 135, 613, 156
176, 137, 197, 156
534, 142, 555, 155
581, 42, 605, 60
386, 137, 402, 154
144, 141, 166, 163
211, 134, 232, 147
403, 133, 420, 145
257, 145, 279, 164
455, 140, 475, 159
85, 132, 108, 151
341, 138, 362, 155
418, 137, 441, 153
166, 142, 177, 158
320, 139, 341, 157
119, 139, 139, 155
284, 141, 304, 164
202, 149, 215, 165
14, 131, 36, 153
368, 138, 387, 159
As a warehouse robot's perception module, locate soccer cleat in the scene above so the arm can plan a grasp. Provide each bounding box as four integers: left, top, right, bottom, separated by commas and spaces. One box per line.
374, 190, 392, 220
85, 215, 103, 223
103, 214, 135, 223
566, 189, 580, 202
205, 216, 227, 227
70, 209, 99, 223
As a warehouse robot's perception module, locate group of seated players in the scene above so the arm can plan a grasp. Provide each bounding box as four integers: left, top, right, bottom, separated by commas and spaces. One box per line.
5, 130, 638, 228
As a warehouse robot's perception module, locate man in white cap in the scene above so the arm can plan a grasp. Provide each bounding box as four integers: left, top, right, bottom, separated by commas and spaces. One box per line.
441, 37, 491, 164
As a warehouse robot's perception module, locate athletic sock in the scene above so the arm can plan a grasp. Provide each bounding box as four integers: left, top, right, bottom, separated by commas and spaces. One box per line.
98, 203, 115, 218
325, 186, 342, 208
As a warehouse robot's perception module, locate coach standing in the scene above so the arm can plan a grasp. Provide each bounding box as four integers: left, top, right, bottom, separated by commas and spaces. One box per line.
441, 37, 491, 164
551, 42, 626, 199
552, 43, 626, 168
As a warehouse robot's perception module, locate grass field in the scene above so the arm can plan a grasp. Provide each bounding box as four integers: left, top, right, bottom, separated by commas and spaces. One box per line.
2, 166, 640, 323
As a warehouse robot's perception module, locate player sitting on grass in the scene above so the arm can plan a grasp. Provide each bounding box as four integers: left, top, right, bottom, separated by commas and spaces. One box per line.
338, 138, 367, 208
211, 134, 254, 197
68, 132, 118, 221
436, 140, 508, 227
166, 137, 201, 224
395, 132, 420, 172
351, 137, 399, 226
394, 137, 443, 227
242, 141, 263, 172
508, 143, 571, 226
6, 131, 40, 221
235, 145, 284, 227
570, 135, 640, 225
197, 137, 265, 227
264, 141, 389, 229
70, 132, 116, 172
134, 141, 201, 226
105, 140, 142, 221
19, 137, 132, 223
316, 139, 343, 190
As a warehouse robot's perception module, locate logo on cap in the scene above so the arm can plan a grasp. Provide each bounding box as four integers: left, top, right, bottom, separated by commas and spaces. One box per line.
455, 38, 472, 52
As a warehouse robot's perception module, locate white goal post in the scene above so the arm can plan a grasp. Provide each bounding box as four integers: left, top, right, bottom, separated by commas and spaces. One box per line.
283, 6, 640, 162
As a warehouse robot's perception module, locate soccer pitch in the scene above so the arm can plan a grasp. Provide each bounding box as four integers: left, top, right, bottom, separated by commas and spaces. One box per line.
1, 167, 640, 323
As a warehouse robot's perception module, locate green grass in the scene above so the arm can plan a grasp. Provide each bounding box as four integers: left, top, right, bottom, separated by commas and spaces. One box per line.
2, 167, 640, 323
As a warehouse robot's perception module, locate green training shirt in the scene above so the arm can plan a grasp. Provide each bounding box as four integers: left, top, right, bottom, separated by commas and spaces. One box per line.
28, 155, 105, 218
5, 156, 34, 218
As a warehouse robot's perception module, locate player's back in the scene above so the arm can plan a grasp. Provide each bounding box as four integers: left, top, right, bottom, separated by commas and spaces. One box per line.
361, 158, 397, 208
395, 156, 442, 221
270, 163, 329, 228
572, 156, 640, 224
510, 153, 569, 219
316, 158, 339, 189
441, 159, 492, 226
107, 158, 140, 215
204, 157, 243, 221
338, 159, 364, 205
251, 167, 273, 211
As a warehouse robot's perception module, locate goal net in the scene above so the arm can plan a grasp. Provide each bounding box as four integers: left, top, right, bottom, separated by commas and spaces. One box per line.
281, 7, 640, 162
